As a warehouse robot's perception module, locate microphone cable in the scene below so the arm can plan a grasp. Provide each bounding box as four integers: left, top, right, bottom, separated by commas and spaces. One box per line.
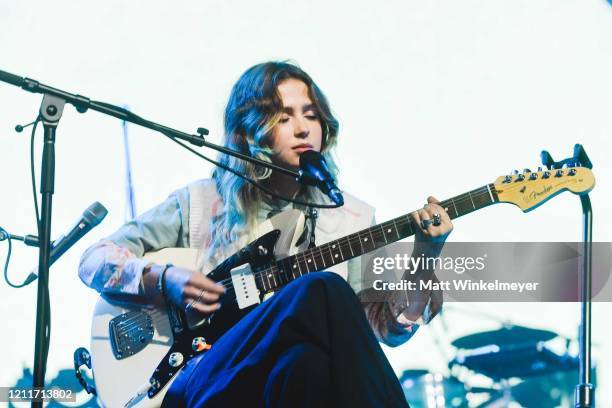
1, 117, 42, 289
163, 133, 343, 209
0, 226, 26, 288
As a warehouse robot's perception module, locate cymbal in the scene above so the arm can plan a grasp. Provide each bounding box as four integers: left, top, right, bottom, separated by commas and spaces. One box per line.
451, 325, 557, 349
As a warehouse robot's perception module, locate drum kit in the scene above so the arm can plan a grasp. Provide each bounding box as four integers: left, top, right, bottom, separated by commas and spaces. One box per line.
400, 325, 592, 408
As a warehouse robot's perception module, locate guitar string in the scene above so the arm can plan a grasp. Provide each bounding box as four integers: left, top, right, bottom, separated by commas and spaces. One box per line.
259, 172, 579, 289
115, 174, 578, 334
113, 308, 166, 336
252, 172, 577, 289
117, 183, 488, 336
218, 175, 559, 293
117, 177, 566, 333
212, 186, 492, 292
259, 185, 499, 288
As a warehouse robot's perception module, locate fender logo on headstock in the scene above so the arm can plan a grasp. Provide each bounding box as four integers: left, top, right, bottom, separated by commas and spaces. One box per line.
528, 185, 552, 201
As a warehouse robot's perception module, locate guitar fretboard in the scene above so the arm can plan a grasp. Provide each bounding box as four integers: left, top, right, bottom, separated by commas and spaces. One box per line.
254, 184, 498, 292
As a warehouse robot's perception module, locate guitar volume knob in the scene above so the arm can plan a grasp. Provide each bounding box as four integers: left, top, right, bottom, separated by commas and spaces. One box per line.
192, 337, 211, 352
168, 352, 184, 367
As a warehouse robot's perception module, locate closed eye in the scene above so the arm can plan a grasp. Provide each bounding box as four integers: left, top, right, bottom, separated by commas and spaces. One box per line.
304, 110, 319, 120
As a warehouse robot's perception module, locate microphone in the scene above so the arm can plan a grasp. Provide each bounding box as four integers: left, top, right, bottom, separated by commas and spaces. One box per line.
24, 202, 108, 284
298, 150, 344, 206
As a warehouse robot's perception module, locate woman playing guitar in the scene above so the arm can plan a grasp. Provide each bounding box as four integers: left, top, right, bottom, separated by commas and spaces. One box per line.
79, 61, 453, 407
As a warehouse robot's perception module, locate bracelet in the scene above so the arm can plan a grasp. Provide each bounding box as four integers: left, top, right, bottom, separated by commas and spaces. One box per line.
156, 264, 173, 300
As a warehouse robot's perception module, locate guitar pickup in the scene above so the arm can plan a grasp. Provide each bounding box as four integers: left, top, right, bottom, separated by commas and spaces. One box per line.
230, 264, 261, 309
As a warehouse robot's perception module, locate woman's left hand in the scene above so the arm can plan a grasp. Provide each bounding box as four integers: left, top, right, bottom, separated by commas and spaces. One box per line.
396, 196, 453, 325
411, 196, 453, 257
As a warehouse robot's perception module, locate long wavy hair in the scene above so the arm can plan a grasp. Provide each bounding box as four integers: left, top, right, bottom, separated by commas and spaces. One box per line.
208, 61, 340, 257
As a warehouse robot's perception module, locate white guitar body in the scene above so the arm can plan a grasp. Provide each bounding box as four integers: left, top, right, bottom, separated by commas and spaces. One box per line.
90, 210, 307, 408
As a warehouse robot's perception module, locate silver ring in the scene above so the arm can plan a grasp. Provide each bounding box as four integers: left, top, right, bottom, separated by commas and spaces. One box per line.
420, 218, 434, 229
186, 289, 206, 311
432, 213, 442, 227
196, 289, 206, 302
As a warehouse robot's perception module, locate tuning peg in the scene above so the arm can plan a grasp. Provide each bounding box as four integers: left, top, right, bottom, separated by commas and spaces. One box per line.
537, 167, 543, 172
555, 169, 564, 177
512, 169, 519, 175
529, 172, 538, 180
542, 171, 551, 179
523, 168, 531, 173
569, 168, 577, 176
515, 173, 525, 182
503, 175, 512, 183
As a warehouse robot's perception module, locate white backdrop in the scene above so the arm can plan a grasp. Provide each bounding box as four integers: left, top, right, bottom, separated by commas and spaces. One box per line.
1, 0, 611, 406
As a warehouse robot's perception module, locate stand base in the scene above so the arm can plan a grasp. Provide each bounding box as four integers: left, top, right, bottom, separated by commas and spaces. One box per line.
575, 383, 594, 408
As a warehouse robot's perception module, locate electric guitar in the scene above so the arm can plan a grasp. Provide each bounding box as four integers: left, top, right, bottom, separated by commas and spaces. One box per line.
89, 162, 595, 407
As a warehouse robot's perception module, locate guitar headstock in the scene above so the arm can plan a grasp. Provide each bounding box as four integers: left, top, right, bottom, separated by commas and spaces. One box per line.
494, 144, 595, 212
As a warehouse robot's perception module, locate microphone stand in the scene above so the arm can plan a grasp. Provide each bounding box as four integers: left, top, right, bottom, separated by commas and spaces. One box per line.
32, 94, 65, 408
540, 144, 595, 407
0, 68, 334, 404
575, 194, 594, 408
0, 69, 300, 179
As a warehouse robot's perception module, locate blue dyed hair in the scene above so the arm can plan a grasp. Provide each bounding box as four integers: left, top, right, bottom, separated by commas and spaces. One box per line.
208, 61, 340, 254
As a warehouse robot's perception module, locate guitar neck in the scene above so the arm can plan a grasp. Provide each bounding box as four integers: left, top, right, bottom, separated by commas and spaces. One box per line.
255, 184, 499, 293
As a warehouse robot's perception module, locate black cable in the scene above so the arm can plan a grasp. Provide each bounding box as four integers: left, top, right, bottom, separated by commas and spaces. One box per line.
26, 116, 51, 372
163, 133, 342, 209
1, 117, 42, 289
1, 117, 44, 289
0, 227, 31, 288
30, 117, 41, 227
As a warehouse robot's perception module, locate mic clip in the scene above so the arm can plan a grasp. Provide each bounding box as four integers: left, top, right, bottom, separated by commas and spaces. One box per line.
15, 118, 38, 133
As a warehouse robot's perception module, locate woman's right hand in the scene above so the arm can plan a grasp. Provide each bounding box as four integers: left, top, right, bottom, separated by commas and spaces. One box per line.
162, 266, 226, 316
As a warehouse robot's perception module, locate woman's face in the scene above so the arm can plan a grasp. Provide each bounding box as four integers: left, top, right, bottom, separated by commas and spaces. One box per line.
268, 78, 323, 169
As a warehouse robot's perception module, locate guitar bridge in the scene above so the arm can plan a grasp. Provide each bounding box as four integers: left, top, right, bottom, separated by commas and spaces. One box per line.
109, 311, 154, 359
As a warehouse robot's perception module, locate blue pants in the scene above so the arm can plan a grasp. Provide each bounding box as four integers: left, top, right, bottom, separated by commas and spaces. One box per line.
164, 272, 409, 407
